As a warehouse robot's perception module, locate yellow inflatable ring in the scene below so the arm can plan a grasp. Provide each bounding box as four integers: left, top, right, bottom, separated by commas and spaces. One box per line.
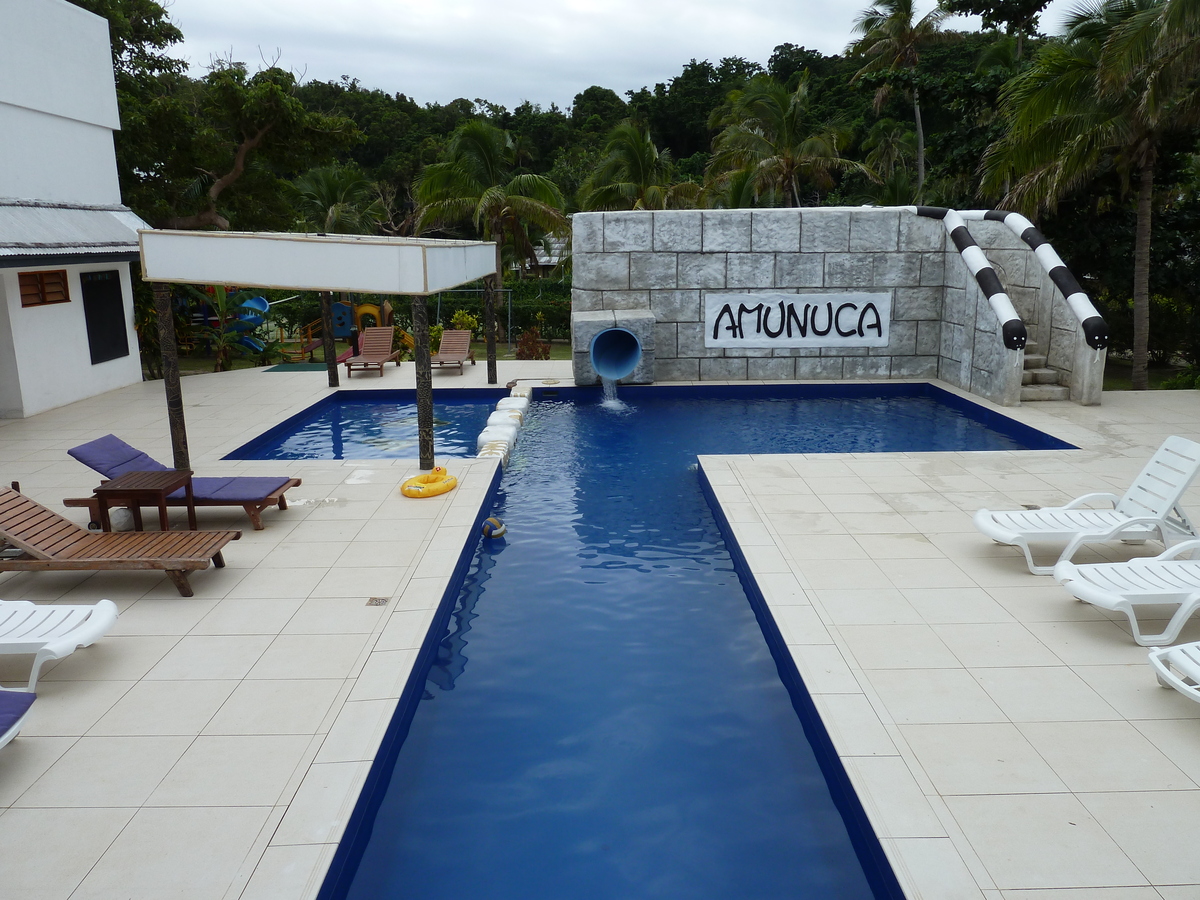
401, 466, 457, 498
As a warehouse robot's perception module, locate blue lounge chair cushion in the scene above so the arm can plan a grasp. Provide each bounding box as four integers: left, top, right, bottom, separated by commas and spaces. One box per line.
69, 436, 290, 502
68, 434, 168, 479
0, 690, 35, 735
168, 477, 292, 503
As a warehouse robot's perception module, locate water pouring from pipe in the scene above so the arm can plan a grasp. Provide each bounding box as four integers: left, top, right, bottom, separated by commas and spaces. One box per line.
591, 328, 641, 411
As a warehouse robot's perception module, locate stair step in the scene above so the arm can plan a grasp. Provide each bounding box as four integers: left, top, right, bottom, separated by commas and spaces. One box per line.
1023, 354, 1048, 369
1022, 384, 1070, 402
1022, 367, 1060, 385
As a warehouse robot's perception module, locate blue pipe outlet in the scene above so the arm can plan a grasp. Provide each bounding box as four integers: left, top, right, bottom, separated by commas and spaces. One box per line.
590, 328, 642, 380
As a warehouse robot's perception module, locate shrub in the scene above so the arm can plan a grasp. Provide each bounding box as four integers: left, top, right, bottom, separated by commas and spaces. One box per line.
515, 326, 550, 360
450, 309, 481, 338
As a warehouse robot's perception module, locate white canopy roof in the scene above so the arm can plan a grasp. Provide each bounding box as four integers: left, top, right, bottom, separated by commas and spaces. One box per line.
139, 229, 496, 295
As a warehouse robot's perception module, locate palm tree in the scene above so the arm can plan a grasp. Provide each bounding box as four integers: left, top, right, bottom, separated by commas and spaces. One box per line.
847, 0, 955, 195
982, 0, 1198, 390
707, 73, 871, 207
861, 118, 917, 179
288, 163, 385, 234
580, 122, 701, 210
416, 119, 568, 382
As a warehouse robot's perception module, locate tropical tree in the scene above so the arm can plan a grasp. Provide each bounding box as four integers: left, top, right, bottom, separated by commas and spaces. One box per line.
707, 73, 872, 207
982, 0, 1199, 390
580, 122, 701, 210
288, 163, 385, 234
939, 0, 1049, 58
161, 62, 359, 230
416, 120, 568, 381
847, 0, 956, 195
862, 117, 917, 179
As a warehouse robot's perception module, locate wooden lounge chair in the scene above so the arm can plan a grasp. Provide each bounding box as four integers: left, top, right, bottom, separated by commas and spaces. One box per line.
431, 330, 476, 375
0, 487, 239, 597
65, 434, 300, 530
345, 326, 402, 377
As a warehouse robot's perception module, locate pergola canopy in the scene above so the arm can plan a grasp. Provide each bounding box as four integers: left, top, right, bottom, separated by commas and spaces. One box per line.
138, 229, 496, 295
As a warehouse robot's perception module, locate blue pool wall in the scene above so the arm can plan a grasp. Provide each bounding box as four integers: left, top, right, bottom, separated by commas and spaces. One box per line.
698, 465, 906, 899
315, 461, 505, 900
530, 381, 1076, 452
310, 381, 1075, 899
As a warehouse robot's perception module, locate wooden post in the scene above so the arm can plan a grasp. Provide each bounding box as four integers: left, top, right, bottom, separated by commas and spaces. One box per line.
320, 290, 339, 388
483, 243, 500, 385
153, 282, 190, 469
411, 295, 435, 470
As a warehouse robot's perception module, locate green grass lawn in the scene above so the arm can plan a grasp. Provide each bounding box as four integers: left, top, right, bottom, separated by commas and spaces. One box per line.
1103, 357, 1187, 391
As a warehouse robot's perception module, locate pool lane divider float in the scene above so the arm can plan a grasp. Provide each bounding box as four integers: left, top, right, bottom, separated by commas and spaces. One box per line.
475, 387, 532, 466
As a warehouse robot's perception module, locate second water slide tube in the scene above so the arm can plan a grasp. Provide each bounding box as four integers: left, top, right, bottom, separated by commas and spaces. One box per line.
911, 206, 1027, 350
958, 210, 1108, 350
910, 206, 1108, 352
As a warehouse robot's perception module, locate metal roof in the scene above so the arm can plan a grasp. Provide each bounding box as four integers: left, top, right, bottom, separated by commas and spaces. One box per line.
0, 199, 147, 260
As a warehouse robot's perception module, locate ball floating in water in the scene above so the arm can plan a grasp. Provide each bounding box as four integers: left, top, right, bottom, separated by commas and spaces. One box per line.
481, 516, 507, 538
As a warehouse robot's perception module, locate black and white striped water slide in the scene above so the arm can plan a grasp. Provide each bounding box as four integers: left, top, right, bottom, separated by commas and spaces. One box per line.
958, 210, 1108, 350
911, 206, 1027, 351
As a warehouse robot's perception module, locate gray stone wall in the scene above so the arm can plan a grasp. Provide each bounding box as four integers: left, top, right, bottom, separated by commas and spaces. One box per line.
571, 208, 1096, 405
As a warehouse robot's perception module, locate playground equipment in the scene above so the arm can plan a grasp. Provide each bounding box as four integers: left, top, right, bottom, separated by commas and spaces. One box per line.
229, 295, 269, 354
281, 297, 414, 364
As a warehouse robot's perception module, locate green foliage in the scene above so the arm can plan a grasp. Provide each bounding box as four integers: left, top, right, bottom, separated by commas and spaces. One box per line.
580, 123, 700, 210
939, 0, 1049, 36
515, 325, 551, 360
429, 323, 445, 350
288, 163, 385, 233
708, 73, 871, 207
1162, 368, 1200, 389
416, 120, 568, 273
625, 57, 764, 161
450, 309, 481, 338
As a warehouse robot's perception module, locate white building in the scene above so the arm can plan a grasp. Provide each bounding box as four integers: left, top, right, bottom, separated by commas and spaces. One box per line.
0, 0, 146, 418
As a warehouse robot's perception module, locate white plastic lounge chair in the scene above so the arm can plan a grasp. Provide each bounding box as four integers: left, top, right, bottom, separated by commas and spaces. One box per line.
974, 435, 1200, 575
1054, 541, 1200, 645
1149, 642, 1200, 704
0, 598, 119, 690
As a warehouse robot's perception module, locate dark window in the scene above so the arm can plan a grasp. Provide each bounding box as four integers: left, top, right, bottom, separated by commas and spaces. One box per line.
18, 270, 70, 307
79, 270, 130, 365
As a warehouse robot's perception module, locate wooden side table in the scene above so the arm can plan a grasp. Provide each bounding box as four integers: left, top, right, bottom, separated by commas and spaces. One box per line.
93, 470, 197, 532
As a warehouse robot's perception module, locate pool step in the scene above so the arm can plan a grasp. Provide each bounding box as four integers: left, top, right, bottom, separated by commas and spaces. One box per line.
1022, 367, 1060, 385
1020, 344, 1069, 402
1021, 383, 1071, 402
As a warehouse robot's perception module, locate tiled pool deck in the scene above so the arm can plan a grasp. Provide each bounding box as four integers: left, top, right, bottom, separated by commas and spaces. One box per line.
2, 359, 1199, 899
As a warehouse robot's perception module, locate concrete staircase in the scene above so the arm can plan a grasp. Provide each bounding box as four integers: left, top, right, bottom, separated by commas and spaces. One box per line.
1021, 344, 1070, 402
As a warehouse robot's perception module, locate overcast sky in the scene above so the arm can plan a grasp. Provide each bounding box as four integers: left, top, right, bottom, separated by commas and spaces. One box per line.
165, 0, 1081, 111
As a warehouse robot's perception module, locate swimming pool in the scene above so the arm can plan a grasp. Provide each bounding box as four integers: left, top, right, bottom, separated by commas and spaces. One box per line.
316, 384, 1072, 899
225, 388, 509, 460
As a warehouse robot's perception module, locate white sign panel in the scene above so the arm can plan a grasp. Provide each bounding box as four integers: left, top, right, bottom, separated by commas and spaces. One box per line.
704, 292, 891, 349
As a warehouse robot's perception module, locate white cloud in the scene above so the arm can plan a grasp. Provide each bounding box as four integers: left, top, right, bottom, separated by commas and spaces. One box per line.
167, 0, 1081, 111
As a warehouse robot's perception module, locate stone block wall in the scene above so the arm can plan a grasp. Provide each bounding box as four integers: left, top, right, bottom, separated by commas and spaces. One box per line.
571, 208, 1096, 405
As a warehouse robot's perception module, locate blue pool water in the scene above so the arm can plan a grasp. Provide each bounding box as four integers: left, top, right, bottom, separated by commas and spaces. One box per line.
224, 389, 508, 460
318, 384, 1072, 900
